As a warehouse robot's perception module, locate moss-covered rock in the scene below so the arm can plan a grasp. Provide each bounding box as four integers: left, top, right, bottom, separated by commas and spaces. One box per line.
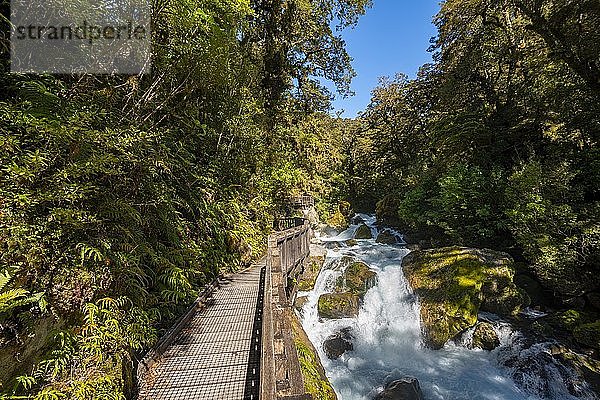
544, 310, 597, 333
298, 255, 325, 291
402, 247, 528, 349
354, 224, 373, 239
290, 309, 338, 400
326, 210, 349, 232
471, 322, 500, 351
554, 346, 600, 394
345, 239, 358, 247
376, 229, 399, 244
318, 293, 360, 319
574, 321, 600, 350
335, 261, 377, 297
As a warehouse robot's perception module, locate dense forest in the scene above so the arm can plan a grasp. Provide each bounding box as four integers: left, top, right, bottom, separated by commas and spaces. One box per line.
0, 0, 599, 398
351, 0, 600, 309
0, 0, 369, 397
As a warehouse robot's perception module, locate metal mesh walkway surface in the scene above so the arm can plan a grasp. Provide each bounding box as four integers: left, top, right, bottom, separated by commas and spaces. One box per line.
138, 264, 265, 400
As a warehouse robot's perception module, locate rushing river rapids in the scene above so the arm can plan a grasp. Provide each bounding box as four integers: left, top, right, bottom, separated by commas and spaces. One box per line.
298, 215, 598, 400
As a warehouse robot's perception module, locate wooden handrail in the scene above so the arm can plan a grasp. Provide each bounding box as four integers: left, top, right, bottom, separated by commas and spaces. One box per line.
274, 217, 306, 231
261, 220, 312, 399
291, 195, 314, 209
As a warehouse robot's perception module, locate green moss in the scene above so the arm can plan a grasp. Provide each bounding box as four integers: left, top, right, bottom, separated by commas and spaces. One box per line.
291, 311, 337, 399
546, 310, 596, 332
326, 211, 349, 231
574, 320, 600, 350
295, 339, 337, 399
335, 261, 377, 297
298, 256, 325, 291
317, 293, 359, 319
402, 247, 525, 348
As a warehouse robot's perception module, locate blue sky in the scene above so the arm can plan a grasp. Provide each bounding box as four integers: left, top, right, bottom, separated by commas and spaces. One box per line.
330, 1, 441, 117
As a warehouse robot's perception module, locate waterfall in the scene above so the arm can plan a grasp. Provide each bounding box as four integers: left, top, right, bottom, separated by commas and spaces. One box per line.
299, 216, 598, 400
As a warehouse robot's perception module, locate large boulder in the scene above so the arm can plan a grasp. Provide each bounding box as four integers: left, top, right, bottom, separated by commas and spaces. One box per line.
354, 224, 373, 239
402, 247, 529, 349
574, 321, 600, 350
471, 322, 500, 351
323, 328, 354, 359
376, 229, 399, 244
326, 210, 349, 233
318, 258, 377, 319
498, 335, 600, 398
335, 260, 378, 297
318, 293, 360, 319
374, 377, 424, 400
543, 310, 597, 334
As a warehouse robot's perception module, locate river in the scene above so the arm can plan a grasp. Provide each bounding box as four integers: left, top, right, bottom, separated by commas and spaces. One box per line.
298, 215, 597, 400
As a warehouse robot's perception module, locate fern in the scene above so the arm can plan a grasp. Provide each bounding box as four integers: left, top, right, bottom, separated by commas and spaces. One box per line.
0, 267, 44, 321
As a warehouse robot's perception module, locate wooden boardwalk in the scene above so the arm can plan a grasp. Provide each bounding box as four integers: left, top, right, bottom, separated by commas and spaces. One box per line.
138, 263, 266, 400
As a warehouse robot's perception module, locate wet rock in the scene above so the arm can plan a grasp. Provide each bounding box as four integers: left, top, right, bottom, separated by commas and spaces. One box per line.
326, 210, 349, 233
498, 335, 600, 399
345, 239, 358, 247
318, 293, 360, 319
376, 229, 399, 244
402, 247, 528, 349
354, 224, 373, 239
351, 215, 366, 225
471, 322, 500, 351
323, 328, 354, 359
294, 296, 309, 311
374, 377, 424, 400
554, 346, 600, 395
335, 260, 377, 297
574, 321, 600, 350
